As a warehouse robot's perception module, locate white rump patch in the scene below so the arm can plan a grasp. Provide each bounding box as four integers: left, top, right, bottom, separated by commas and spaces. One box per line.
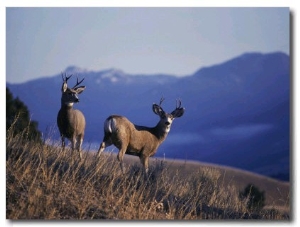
105, 118, 117, 133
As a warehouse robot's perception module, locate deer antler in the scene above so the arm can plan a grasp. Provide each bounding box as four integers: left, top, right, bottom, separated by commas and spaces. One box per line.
175, 99, 182, 109
159, 97, 165, 106
171, 99, 184, 118
61, 73, 72, 82
72, 76, 85, 89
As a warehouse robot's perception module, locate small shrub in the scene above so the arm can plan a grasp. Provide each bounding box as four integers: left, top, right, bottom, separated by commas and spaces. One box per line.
239, 184, 266, 212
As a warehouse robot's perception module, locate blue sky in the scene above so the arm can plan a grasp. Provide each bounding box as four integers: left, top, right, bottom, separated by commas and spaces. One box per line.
6, 6, 289, 83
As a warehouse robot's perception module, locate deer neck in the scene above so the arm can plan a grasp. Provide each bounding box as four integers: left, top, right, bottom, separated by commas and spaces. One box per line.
153, 122, 170, 142
61, 101, 74, 110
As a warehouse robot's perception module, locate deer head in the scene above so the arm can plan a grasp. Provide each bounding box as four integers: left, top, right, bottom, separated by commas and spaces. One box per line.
152, 97, 185, 133
61, 73, 86, 106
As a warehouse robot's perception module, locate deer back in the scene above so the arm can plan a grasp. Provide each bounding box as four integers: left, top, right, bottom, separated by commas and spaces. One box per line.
104, 115, 160, 155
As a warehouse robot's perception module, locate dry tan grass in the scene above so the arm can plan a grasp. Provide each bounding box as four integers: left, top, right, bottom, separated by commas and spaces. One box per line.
145, 158, 290, 210
6, 127, 290, 220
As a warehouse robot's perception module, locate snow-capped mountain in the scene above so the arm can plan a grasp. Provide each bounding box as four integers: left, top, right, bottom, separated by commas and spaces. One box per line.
7, 52, 290, 181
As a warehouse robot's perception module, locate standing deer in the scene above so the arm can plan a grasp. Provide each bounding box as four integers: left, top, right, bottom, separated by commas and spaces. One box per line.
57, 73, 86, 159
97, 98, 185, 173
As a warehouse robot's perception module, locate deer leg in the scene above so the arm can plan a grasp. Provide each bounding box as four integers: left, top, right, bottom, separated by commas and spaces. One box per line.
97, 135, 112, 158
71, 138, 75, 151
77, 135, 83, 160
140, 155, 149, 175
117, 145, 127, 174
119, 159, 125, 174
71, 137, 81, 160
61, 135, 65, 151
97, 142, 105, 158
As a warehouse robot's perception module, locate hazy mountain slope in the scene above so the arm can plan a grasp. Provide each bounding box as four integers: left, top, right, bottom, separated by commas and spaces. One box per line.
6, 52, 290, 181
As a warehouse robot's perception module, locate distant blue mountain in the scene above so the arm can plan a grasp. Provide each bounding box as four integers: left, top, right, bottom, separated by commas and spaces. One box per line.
6, 52, 290, 181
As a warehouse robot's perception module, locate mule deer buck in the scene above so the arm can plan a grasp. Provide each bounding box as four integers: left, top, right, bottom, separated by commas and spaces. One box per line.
97, 98, 185, 174
57, 73, 86, 159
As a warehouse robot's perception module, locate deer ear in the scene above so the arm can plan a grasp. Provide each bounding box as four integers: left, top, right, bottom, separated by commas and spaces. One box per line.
74, 86, 86, 94
152, 104, 164, 116
62, 82, 68, 92
171, 107, 185, 118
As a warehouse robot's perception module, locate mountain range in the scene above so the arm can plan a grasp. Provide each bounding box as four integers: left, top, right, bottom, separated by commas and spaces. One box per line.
6, 52, 290, 181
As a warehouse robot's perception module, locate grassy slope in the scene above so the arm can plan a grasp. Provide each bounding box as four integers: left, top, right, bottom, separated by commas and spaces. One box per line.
120, 153, 290, 210
6, 131, 290, 219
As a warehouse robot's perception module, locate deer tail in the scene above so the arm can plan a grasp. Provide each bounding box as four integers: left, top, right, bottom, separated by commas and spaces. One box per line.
104, 116, 117, 134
